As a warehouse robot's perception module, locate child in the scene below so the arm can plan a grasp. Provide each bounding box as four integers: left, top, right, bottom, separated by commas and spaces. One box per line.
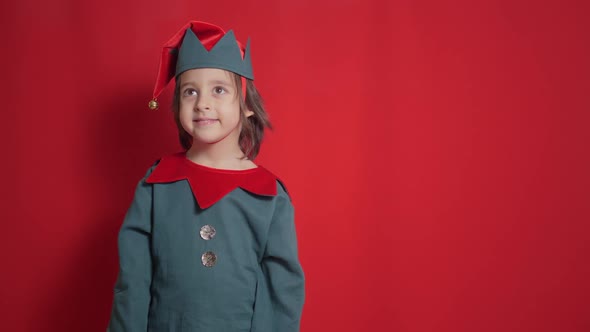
107, 21, 305, 332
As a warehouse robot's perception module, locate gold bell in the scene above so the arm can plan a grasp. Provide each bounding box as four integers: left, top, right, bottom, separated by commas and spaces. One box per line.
148, 99, 159, 110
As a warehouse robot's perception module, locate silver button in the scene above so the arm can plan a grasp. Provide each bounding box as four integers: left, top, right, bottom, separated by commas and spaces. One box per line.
202, 251, 217, 267
200, 225, 216, 240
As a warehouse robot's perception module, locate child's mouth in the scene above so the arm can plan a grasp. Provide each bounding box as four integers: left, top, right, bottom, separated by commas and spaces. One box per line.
194, 119, 218, 126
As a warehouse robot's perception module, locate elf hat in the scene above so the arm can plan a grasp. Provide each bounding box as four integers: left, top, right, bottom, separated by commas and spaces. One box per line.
148, 20, 254, 110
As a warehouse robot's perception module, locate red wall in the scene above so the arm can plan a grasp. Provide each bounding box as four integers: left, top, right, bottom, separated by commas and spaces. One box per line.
2, 0, 589, 331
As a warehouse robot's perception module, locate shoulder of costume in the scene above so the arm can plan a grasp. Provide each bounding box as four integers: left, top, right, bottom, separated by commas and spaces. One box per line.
245, 161, 291, 200
275, 177, 291, 201
137, 158, 161, 181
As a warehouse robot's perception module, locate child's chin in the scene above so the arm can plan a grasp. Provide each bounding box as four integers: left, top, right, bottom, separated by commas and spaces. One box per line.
192, 134, 224, 145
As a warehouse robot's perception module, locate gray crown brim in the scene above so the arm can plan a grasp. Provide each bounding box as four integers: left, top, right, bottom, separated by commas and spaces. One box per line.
176, 29, 254, 80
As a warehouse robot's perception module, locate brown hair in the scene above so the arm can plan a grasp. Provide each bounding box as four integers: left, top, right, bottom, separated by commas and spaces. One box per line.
172, 72, 272, 160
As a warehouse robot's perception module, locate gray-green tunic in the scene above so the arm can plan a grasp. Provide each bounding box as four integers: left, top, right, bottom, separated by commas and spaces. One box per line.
107, 161, 305, 332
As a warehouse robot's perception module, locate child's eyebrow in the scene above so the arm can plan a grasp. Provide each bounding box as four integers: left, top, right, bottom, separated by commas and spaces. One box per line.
209, 79, 232, 86
180, 80, 232, 88
180, 82, 194, 89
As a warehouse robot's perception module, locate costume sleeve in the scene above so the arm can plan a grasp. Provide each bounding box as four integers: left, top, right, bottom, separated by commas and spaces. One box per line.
107, 166, 155, 332
261, 185, 306, 331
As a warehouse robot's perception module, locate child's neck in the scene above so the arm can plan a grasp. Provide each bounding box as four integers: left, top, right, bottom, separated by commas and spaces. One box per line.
186, 142, 256, 170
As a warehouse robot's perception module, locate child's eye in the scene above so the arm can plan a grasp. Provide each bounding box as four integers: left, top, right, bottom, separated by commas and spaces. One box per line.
213, 87, 227, 94
183, 88, 197, 97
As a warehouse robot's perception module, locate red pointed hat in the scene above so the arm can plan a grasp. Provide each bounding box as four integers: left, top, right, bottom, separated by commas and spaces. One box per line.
148, 21, 253, 110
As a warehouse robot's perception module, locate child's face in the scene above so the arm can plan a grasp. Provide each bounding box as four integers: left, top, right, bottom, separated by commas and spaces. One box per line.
178, 68, 253, 148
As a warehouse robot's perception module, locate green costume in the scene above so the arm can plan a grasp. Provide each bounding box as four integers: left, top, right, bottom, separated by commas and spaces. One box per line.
108, 153, 305, 331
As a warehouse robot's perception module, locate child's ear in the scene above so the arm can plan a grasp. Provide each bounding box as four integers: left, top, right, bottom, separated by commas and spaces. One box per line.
244, 109, 254, 118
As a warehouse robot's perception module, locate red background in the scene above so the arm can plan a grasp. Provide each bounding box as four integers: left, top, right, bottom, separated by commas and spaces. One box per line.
1, 0, 589, 331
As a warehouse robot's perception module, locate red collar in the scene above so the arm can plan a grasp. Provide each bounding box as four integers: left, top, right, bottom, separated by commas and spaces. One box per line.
146, 152, 278, 209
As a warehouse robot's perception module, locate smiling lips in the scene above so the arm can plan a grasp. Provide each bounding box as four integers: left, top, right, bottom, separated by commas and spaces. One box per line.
194, 118, 218, 126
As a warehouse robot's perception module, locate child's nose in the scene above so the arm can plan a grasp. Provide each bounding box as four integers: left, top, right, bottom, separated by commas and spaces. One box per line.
195, 95, 212, 111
